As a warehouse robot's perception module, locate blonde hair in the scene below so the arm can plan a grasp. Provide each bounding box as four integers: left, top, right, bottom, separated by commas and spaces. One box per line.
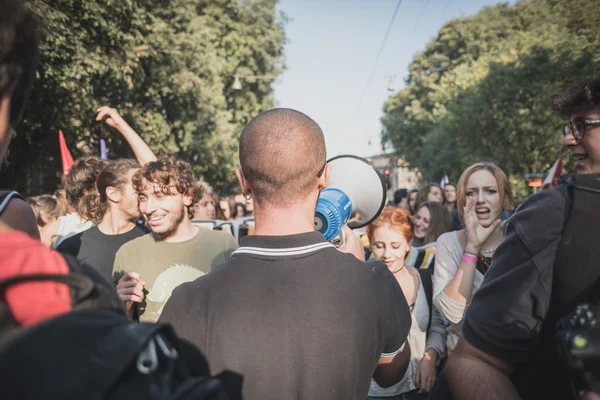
27, 194, 68, 227
456, 162, 514, 222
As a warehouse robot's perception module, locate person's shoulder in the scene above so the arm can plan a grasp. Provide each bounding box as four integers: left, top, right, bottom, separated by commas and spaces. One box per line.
195, 228, 237, 247
336, 253, 392, 281
508, 182, 571, 230
0, 196, 39, 239
56, 230, 84, 252
436, 231, 458, 247
523, 182, 570, 210
116, 232, 153, 253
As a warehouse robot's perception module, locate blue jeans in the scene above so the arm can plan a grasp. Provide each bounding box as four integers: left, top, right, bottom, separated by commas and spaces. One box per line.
368, 389, 429, 400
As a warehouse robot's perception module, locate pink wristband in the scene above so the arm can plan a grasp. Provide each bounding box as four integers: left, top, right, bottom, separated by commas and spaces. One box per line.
462, 253, 478, 264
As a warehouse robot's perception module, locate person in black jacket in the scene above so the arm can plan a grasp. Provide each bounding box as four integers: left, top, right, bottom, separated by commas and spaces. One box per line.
444, 78, 600, 400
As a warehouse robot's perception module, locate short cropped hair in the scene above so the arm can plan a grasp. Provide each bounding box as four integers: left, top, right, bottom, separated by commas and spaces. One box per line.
550, 78, 600, 118
393, 188, 408, 205
239, 108, 326, 206
0, 0, 41, 126
367, 206, 414, 245
456, 161, 514, 222
65, 156, 108, 212
132, 155, 196, 218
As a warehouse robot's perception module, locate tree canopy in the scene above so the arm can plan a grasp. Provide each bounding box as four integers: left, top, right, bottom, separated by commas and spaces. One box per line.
381, 0, 600, 196
6, 0, 286, 195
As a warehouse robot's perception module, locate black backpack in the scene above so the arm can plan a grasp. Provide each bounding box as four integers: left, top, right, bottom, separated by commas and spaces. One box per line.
0, 254, 241, 400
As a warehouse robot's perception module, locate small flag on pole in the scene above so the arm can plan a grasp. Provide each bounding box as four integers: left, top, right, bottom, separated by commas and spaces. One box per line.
58, 130, 74, 175
100, 139, 108, 160
542, 155, 563, 190
440, 171, 450, 189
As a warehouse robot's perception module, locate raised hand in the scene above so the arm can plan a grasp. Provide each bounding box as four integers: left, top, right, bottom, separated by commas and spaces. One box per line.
337, 226, 366, 261
95, 106, 157, 165
463, 197, 501, 252
96, 106, 127, 131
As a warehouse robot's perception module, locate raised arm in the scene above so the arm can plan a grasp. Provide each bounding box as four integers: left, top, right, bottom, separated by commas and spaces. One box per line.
96, 106, 157, 165
434, 198, 500, 324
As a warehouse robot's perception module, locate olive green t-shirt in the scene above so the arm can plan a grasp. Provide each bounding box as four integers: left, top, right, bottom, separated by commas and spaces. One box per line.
113, 228, 238, 322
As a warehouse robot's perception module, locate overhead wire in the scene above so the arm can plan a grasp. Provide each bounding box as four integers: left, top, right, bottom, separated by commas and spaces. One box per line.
409, 0, 430, 35
354, 0, 404, 115
442, 0, 453, 15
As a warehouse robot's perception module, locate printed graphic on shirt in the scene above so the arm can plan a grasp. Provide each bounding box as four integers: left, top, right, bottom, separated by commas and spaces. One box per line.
146, 264, 205, 321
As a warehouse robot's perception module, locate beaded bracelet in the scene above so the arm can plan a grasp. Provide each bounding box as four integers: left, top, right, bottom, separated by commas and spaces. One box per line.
462, 253, 478, 264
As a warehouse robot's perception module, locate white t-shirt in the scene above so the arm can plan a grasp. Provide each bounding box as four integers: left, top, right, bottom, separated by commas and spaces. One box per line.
52, 213, 94, 249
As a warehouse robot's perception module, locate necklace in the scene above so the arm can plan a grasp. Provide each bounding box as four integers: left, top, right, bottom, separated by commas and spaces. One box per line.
479, 229, 505, 254
477, 253, 493, 272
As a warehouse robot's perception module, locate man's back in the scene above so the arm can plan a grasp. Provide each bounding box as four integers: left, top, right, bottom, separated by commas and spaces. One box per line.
161, 232, 411, 400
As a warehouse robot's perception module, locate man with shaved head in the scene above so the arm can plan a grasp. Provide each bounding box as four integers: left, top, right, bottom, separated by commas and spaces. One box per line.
161, 108, 411, 400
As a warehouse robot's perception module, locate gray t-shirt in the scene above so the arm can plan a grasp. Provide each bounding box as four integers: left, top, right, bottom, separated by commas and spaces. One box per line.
113, 228, 238, 322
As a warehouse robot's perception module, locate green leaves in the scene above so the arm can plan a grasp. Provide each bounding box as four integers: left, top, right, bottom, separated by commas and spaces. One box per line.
8, 0, 286, 195
381, 0, 596, 194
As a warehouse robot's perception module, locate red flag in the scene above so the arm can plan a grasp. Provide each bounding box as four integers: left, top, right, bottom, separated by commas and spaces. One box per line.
542, 155, 562, 190
58, 130, 74, 175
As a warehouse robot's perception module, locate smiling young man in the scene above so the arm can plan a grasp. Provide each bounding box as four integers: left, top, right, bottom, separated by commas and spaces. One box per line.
444, 78, 600, 400
112, 155, 238, 322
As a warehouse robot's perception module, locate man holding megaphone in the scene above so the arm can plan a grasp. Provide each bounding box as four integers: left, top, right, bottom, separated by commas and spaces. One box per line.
161, 108, 412, 400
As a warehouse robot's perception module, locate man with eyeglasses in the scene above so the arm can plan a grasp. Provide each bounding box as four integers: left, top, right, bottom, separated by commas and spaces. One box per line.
440, 78, 600, 400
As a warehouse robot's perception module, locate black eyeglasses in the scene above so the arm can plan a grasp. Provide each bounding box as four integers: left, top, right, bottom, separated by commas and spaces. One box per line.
564, 119, 600, 140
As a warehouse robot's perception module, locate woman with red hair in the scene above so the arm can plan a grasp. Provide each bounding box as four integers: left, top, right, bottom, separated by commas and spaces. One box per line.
367, 207, 447, 400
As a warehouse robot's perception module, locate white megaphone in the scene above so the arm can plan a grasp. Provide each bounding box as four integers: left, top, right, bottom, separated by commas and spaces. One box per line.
314, 155, 387, 247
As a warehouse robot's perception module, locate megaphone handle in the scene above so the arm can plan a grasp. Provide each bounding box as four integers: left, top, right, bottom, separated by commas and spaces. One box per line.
330, 224, 347, 248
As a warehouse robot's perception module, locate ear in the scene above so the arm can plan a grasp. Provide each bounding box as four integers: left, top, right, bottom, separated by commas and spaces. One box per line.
105, 186, 121, 203
183, 190, 194, 207
317, 164, 331, 191
236, 168, 251, 196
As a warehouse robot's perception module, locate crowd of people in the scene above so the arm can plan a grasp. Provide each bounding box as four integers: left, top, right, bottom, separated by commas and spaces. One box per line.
2, 2, 600, 400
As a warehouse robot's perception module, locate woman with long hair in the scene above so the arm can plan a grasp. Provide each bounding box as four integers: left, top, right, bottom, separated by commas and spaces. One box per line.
432, 161, 514, 353
407, 189, 419, 214
367, 207, 447, 400
412, 202, 452, 248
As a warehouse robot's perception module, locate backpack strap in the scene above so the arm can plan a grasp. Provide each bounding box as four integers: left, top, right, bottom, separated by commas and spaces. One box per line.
0, 191, 24, 216
418, 268, 433, 333
414, 250, 426, 270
